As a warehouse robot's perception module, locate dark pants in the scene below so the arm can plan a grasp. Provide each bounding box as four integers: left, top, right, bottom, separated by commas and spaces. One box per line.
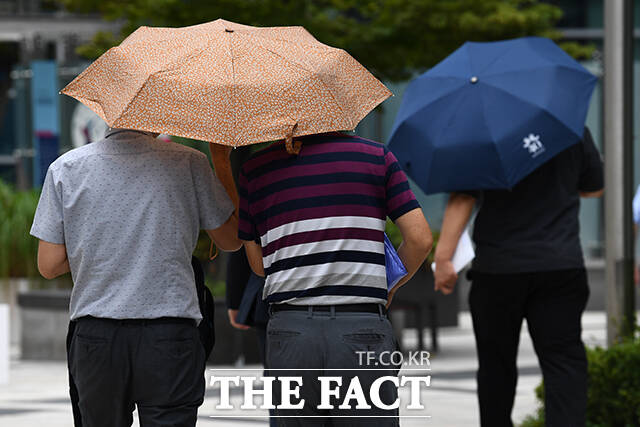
266, 308, 399, 427
69, 316, 205, 427
469, 268, 589, 427
256, 326, 279, 427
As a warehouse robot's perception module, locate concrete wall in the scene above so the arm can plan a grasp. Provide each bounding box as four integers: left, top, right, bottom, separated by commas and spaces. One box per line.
18, 290, 69, 360
0, 279, 30, 349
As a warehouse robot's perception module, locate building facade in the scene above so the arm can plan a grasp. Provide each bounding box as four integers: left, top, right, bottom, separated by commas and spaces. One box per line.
0, 0, 119, 187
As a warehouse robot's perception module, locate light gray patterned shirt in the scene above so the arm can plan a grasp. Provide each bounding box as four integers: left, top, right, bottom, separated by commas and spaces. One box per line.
30, 130, 235, 321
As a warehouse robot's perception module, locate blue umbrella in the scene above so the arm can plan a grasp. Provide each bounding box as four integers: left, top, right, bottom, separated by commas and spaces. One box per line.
387, 37, 597, 194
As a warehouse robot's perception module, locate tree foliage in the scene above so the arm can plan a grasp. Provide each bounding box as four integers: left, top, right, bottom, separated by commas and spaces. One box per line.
62, 0, 592, 81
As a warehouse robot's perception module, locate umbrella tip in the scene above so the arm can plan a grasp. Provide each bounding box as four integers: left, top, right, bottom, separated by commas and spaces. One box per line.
470, 76, 479, 84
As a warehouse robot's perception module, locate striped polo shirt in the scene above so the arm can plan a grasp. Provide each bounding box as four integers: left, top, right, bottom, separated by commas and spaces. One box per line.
238, 133, 420, 305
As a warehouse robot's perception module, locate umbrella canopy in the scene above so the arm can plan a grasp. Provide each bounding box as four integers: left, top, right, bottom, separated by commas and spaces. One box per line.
61, 19, 391, 146
387, 37, 597, 194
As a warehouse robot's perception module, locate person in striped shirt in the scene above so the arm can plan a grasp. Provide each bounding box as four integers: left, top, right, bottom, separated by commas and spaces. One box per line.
237, 132, 432, 425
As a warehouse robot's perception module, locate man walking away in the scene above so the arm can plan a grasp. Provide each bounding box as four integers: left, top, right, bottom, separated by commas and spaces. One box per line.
239, 132, 433, 426
434, 127, 604, 427
31, 128, 241, 427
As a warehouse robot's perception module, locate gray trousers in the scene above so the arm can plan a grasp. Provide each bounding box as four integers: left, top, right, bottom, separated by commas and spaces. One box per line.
266, 308, 400, 427
69, 316, 205, 427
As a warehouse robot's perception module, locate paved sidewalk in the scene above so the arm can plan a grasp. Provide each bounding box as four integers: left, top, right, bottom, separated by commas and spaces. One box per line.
0, 312, 607, 426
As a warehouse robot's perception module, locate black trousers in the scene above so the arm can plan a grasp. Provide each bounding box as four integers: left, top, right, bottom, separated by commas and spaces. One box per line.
68, 316, 205, 427
469, 268, 589, 427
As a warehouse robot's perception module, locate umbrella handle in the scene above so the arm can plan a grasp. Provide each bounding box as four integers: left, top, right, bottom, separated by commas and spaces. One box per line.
285, 123, 301, 155
209, 241, 219, 261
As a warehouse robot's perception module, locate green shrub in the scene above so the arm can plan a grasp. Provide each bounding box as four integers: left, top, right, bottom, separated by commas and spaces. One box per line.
586, 337, 640, 426
0, 180, 41, 278
520, 408, 545, 427
520, 334, 640, 427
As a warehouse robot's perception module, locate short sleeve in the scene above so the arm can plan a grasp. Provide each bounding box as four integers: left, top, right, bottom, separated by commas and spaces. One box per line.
238, 167, 259, 242
30, 166, 65, 244
578, 127, 604, 193
384, 146, 420, 221
192, 153, 235, 230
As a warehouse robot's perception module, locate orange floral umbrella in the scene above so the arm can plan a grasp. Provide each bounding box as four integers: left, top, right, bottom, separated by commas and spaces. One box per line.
61, 19, 392, 147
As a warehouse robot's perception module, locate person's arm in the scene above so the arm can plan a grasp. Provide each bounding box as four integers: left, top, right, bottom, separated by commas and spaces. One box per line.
206, 214, 241, 252
207, 143, 241, 251
387, 208, 433, 307
434, 193, 476, 294
226, 248, 251, 330
243, 240, 265, 277
226, 247, 251, 309
580, 189, 604, 198
578, 127, 604, 198
381, 146, 432, 307
31, 166, 69, 279
37, 240, 70, 279
236, 161, 265, 276
194, 146, 241, 251
227, 309, 251, 330
209, 143, 239, 209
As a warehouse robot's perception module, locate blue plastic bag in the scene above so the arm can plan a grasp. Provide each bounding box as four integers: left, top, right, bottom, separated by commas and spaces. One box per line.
384, 233, 407, 290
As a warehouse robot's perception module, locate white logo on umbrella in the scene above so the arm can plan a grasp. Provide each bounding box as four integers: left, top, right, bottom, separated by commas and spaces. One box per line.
523, 133, 545, 158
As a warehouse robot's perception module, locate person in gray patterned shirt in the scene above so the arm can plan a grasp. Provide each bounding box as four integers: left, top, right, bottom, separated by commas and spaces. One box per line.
30, 128, 241, 427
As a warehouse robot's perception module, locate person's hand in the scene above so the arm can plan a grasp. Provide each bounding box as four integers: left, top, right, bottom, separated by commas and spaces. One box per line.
227, 309, 250, 330
386, 283, 402, 309
434, 260, 458, 295
386, 289, 396, 310
635, 264, 640, 286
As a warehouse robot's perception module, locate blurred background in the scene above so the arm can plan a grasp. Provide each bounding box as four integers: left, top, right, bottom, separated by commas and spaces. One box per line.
0, 0, 616, 269
0, 1, 638, 426
0, 0, 624, 340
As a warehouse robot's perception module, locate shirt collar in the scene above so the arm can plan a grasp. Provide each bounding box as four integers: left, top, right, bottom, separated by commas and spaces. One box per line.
105, 128, 155, 139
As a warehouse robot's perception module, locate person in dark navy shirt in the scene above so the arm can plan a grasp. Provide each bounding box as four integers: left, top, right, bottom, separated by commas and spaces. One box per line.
434, 127, 604, 427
